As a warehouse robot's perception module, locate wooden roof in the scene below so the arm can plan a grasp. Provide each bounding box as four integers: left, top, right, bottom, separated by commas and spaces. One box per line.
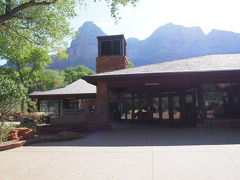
29, 79, 96, 98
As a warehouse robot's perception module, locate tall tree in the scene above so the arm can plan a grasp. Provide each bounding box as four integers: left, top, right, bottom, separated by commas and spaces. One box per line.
31, 69, 66, 91
64, 65, 95, 85
0, 0, 138, 56
0, 77, 26, 126
0, 45, 52, 111
1, 45, 52, 89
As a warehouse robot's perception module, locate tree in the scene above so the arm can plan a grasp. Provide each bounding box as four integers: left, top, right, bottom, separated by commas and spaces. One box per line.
31, 69, 65, 91
128, 59, 134, 68
1, 45, 52, 89
0, 77, 26, 126
0, 45, 53, 111
0, 0, 138, 56
64, 65, 95, 85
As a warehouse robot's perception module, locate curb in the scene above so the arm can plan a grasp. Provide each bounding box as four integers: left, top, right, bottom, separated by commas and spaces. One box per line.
0, 140, 26, 151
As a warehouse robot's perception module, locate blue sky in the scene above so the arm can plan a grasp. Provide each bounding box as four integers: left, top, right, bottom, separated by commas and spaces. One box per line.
72, 0, 240, 40
1, 0, 240, 66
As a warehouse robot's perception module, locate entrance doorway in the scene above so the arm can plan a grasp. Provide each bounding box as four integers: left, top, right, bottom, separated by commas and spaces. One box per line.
116, 89, 197, 127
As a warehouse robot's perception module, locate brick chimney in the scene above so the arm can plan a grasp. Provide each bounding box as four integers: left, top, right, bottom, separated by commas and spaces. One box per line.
96, 35, 129, 73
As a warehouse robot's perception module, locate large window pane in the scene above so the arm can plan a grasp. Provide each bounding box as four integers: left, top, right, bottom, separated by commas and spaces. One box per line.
204, 83, 240, 119
40, 100, 60, 115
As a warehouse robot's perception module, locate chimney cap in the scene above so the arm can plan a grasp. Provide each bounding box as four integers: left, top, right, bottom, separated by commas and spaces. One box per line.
97, 34, 127, 44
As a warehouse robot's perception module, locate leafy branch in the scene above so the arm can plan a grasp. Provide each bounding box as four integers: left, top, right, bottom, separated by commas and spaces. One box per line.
0, 0, 58, 24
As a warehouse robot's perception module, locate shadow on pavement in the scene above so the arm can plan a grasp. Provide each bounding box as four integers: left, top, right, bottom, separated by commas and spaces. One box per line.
30, 123, 240, 147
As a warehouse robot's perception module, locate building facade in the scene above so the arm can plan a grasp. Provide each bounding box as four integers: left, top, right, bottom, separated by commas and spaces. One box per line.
31, 35, 240, 131
84, 35, 240, 128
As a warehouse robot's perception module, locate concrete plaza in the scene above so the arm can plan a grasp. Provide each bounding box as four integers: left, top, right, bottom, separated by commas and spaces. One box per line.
1, 123, 240, 180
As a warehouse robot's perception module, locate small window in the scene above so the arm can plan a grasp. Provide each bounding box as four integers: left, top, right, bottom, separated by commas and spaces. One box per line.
113, 40, 120, 54
101, 40, 121, 56
101, 40, 112, 56
63, 99, 79, 110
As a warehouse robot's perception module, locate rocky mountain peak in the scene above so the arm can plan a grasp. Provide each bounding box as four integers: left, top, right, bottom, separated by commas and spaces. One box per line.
49, 21, 240, 70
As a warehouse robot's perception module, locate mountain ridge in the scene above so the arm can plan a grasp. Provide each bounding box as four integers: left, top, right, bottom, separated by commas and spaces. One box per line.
49, 21, 240, 70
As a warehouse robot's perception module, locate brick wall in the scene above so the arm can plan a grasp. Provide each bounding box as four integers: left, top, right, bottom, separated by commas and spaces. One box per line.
87, 55, 128, 128
96, 56, 129, 73
86, 81, 111, 128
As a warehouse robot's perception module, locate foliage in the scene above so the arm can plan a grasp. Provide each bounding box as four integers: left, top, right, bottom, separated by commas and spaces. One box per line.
64, 65, 95, 85
0, 0, 76, 55
30, 69, 65, 92
0, 123, 16, 142
0, 77, 26, 118
93, 0, 138, 22
128, 59, 134, 68
1, 46, 52, 90
0, 0, 138, 115
0, 0, 138, 58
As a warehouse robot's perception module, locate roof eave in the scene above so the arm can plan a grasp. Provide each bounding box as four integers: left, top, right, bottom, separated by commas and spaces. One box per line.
83, 69, 240, 85
28, 93, 96, 99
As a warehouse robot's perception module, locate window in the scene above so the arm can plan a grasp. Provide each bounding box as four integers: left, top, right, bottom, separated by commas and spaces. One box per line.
63, 99, 79, 110
39, 100, 60, 115
203, 83, 240, 119
101, 40, 121, 56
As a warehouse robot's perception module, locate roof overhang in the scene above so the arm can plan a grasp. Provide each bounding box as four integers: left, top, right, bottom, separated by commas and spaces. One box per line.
29, 93, 96, 100
83, 69, 240, 88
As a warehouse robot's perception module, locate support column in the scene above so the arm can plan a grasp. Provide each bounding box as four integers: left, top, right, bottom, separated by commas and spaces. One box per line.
149, 91, 154, 121
197, 85, 205, 124
179, 91, 185, 125
37, 99, 40, 112
158, 95, 162, 122
94, 81, 111, 128
168, 95, 174, 125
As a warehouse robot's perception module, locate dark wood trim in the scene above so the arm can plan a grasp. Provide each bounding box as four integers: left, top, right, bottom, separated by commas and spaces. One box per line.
149, 91, 153, 121
29, 93, 96, 100
37, 99, 40, 112
131, 93, 134, 120
168, 95, 174, 123
193, 88, 197, 125
158, 95, 162, 122
84, 70, 240, 87
197, 85, 205, 124
179, 91, 185, 124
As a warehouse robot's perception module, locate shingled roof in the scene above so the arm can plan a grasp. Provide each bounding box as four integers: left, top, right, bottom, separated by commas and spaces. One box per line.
86, 54, 240, 78
29, 79, 96, 97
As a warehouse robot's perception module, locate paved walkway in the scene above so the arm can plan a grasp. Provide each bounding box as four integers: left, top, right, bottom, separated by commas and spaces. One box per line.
1, 124, 240, 180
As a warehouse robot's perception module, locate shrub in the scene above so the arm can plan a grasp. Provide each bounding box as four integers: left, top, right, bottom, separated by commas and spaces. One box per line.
0, 123, 16, 142
19, 112, 46, 131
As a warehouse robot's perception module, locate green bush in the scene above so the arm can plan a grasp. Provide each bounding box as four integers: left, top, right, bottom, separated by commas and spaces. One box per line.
0, 123, 16, 142
20, 121, 38, 132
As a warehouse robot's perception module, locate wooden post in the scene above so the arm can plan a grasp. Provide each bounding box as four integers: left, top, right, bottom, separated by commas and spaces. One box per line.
168, 95, 174, 124
124, 98, 128, 120
179, 91, 185, 125
192, 88, 197, 126
131, 93, 135, 120
159, 95, 162, 122
37, 99, 40, 112
149, 91, 153, 122
197, 85, 205, 124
